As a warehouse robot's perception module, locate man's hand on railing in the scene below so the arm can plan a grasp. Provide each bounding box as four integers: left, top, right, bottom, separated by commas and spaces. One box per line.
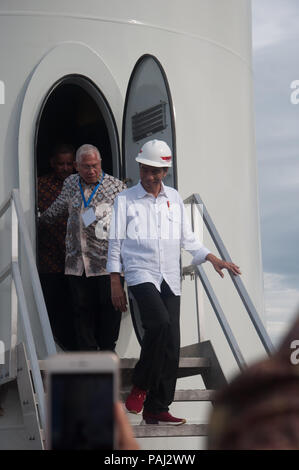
205, 253, 241, 278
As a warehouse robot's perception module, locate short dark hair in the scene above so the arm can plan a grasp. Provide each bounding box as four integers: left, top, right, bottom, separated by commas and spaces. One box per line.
138, 163, 168, 172
51, 144, 76, 160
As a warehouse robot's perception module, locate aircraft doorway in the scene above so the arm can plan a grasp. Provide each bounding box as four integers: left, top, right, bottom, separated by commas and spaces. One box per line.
35, 75, 120, 350
35, 75, 120, 178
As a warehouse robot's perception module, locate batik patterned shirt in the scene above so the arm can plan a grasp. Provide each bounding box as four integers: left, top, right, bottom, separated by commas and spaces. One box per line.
38, 173, 67, 273
40, 172, 126, 277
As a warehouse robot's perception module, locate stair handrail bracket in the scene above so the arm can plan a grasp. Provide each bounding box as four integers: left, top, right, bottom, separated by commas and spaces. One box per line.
183, 192, 275, 368
0, 189, 57, 429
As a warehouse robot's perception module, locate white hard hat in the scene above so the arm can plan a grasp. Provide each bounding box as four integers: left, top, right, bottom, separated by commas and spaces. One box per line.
135, 139, 172, 168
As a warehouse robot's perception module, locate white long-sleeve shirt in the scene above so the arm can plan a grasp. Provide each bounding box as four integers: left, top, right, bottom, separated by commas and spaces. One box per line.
106, 182, 211, 295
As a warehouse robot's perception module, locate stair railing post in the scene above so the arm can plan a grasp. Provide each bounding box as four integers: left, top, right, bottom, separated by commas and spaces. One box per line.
10, 198, 18, 378
190, 198, 203, 343
184, 192, 275, 356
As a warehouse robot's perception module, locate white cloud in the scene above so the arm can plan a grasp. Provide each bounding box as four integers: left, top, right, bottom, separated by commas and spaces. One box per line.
252, 0, 299, 50
252, 18, 285, 50
252, 1, 299, 296
263, 272, 299, 346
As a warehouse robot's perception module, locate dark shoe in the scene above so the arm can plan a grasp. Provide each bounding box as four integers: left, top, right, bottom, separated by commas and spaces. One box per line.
142, 410, 186, 425
125, 386, 147, 414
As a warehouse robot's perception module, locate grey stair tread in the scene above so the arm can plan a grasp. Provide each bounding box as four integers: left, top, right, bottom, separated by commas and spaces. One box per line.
0, 376, 16, 386
133, 423, 208, 438
179, 357, 211, 368
38, 357, 211, 370
121, 389, 215, 402
174, 389, 215, 401
121, 357, 210, 369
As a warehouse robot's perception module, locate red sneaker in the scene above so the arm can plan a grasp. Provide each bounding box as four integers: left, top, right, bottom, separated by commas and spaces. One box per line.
125, 386, 147, 414
142, 410, 186, 425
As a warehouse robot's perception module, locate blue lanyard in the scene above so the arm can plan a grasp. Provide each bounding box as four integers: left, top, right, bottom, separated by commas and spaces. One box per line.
79, 172, 105, 208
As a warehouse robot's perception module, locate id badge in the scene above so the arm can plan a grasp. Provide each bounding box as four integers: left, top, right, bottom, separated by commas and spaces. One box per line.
82, 207, 97, 227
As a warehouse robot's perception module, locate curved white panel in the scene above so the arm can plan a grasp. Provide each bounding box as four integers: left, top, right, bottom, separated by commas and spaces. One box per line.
18, 41, 123, 239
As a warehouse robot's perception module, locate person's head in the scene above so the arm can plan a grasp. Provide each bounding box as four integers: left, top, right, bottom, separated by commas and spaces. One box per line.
139, 164, 168, 196
135, 140, 172, 195
74, 144, 102, 184
50, 144, 75, 181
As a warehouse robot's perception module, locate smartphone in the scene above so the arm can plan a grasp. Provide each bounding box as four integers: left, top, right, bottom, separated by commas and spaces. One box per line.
45, 352, 119, 450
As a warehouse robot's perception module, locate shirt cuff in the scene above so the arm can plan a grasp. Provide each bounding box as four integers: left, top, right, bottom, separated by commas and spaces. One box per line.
191, 247, 211, 265
106, 260, 123, 273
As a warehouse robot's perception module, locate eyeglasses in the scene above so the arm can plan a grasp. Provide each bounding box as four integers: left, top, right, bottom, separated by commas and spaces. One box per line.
79, 164, 101, 170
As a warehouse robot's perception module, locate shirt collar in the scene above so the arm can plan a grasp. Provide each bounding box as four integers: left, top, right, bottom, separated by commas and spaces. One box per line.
136, 181, 169, 199
159, 182, 169, 197
79, 171, 104, 188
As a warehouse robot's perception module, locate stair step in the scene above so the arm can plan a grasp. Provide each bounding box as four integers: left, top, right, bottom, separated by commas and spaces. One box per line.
174, 389, 215, 401
121, 389, 215, 402
177, 358, 210, 378
121, 357, 210, 387
39, 357, 211, 371
133, 423, 208, 438
121, 357, 210, 370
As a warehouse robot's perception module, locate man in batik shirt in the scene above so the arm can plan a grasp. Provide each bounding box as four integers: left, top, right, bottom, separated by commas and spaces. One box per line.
40, 144, 126, 351
38, 144, 76, 349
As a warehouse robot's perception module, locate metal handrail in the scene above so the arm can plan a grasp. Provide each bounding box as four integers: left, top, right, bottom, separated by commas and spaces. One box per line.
183, 265, 247, 370
0, 189, 57, 429
0, 265, 11, 284
0, 193, 11, 218
11, 189, 56, 356
11, 262, 46, 429
184, 193, 275, 362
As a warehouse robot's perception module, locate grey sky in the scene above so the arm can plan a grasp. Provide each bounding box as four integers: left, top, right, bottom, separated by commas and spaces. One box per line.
252, 0, 299, 344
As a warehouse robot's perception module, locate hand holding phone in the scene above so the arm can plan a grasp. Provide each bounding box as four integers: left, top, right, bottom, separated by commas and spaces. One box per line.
45, 352, 119, 450
115, 402, 139, 450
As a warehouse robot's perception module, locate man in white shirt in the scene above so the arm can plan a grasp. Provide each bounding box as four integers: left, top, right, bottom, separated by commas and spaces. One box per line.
107, 139, 241, 425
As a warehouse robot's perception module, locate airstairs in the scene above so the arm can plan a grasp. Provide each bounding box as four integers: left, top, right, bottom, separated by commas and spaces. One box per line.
0, 189, 275, 450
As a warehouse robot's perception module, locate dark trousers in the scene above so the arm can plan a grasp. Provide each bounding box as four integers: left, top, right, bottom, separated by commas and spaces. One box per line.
67, 274, 122, 351
40, 272, 78, 350
129, 280, 180, 413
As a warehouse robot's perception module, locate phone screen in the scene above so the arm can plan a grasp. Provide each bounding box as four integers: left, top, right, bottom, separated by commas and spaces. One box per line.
49, 373, 114, 450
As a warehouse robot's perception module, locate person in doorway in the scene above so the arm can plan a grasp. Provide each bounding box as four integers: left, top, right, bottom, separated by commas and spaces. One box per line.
40, 144, 126, 351
38, 144, 77, 350
107, 139, 241, 425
